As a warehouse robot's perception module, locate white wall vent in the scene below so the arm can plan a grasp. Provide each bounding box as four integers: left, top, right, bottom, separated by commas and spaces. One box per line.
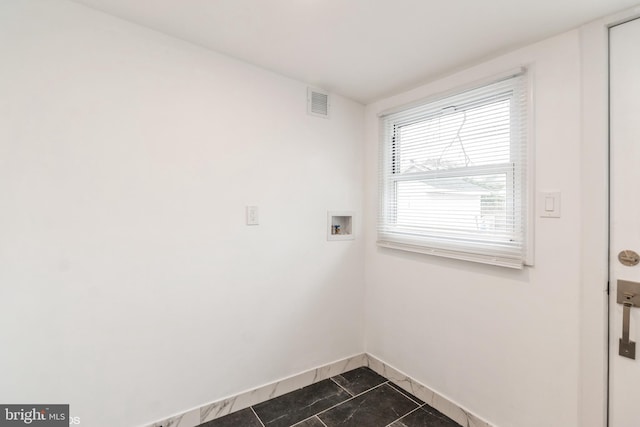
307, 87, 330, 118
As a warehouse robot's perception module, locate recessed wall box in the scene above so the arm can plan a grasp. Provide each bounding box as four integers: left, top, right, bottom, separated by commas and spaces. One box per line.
327, 211, 354, 241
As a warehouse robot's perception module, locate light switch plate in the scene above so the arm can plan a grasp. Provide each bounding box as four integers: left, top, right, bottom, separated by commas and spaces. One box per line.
246, 206, 259, 225
539, 192, 561, 218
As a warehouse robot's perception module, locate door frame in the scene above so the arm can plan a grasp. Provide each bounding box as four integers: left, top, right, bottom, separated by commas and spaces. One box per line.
580, 6, 640, 427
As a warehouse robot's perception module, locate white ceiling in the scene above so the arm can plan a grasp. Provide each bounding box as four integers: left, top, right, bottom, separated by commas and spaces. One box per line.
72, 0, 637, 104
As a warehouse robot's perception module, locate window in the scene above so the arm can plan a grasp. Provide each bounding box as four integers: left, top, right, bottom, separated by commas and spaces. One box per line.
378, 71, 530, 268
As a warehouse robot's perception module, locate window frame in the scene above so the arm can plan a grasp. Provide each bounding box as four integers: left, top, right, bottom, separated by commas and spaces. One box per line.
377, 69, 533, 269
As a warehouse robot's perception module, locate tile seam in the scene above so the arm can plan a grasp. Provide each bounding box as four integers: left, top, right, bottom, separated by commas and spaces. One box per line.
329, 377, 354, 397
250, 407, 266, 427
383, 405, 423, 427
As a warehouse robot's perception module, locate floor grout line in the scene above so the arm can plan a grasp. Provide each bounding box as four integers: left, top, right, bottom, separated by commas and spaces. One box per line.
383, 405, 423, 427
204, 375, 435, 427
267, 379, 392, 427
289, 414, 317, 427
329, 376, 354, 397
387, 381, 426, 407
289, 414, 329, 427
250, 406, 266, 427
312, 381, 390, 419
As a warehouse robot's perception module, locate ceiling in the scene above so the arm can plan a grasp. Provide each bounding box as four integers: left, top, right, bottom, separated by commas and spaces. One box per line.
72, 0, 637, 104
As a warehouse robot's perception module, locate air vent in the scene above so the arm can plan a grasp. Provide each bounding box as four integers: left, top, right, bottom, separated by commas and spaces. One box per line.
307, 87, 330, 118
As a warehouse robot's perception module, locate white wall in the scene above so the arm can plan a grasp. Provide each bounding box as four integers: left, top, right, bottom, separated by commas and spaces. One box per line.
364, 31, 583, 427
0, 1, 365, 426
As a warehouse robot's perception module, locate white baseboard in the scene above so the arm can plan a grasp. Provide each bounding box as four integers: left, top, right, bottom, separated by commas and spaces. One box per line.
144, 352, 493, 427
364, 353, 493, 427
144, 353, 367, 427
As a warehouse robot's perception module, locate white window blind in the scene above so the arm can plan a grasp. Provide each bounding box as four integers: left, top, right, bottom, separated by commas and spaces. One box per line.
378, 71, 530, 269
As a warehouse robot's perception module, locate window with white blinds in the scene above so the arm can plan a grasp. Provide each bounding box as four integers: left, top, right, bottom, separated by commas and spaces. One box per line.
378, 71, 530, 268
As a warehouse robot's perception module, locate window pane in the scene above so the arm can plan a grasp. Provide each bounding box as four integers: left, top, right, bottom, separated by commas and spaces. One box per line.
395, 173, 509, 238
396, 99, 511, 174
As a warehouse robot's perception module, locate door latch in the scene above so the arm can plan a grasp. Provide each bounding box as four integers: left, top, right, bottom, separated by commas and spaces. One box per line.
617, 280, 640, 359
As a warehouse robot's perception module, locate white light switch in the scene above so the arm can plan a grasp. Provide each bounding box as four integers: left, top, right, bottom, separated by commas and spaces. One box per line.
246, 206, 259, 225
545, 196, 555, 212
539, 192, 560, 218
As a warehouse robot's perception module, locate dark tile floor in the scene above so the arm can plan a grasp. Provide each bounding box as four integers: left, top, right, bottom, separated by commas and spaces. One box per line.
198, 367, 459, 427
